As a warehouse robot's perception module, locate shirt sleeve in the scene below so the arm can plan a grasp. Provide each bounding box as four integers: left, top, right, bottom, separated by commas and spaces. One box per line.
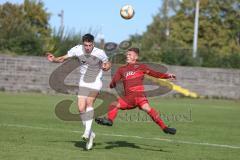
143, 64, 170, 79
67, 45, 80, 58
99, 50, 108, 63
110, 68, 122, 88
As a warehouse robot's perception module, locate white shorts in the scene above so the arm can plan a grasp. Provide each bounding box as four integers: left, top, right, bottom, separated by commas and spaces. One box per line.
78, 80, 102, 98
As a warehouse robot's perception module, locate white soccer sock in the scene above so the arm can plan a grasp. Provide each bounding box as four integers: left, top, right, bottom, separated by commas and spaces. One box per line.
84, 107, 94, 134
80, 111, 86, 127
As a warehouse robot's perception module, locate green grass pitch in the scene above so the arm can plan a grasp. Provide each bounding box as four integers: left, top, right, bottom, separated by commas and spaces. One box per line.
0, 92, 240, 160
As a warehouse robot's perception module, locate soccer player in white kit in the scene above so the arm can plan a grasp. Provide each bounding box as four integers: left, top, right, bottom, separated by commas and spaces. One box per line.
47, 33, 111, 150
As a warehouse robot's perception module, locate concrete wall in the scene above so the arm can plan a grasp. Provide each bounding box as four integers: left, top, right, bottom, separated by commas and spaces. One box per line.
0, 55, 240, 99
167, 65, 240, 99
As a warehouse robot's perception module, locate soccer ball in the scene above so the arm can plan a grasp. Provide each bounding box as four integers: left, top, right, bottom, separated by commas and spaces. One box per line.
120, 4, 135, 20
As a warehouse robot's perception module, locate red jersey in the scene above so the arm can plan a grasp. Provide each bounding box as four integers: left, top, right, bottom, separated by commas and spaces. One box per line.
110, 63, 171, 96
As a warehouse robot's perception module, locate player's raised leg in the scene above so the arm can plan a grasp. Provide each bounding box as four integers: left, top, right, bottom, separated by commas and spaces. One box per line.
140, 103, 177, 135
95, 97, 130, 126
95, 101, 119, 126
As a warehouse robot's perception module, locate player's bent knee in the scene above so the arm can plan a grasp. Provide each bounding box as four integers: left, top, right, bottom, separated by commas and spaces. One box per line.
78, 104, 86, 112
86, 102, 94, 107
140, 104, 151, 112
115, 102, 122, 109
79, 108, 85, 113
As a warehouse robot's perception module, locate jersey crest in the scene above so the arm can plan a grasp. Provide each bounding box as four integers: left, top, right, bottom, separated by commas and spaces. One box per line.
125, 71, 135, 78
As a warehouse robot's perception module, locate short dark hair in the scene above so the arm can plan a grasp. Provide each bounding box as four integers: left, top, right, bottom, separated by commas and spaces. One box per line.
82, 33, 94, 42
128, 47, 139, 55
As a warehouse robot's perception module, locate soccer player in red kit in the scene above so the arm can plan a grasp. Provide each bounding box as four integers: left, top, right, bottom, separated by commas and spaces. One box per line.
95, 47, 177, 135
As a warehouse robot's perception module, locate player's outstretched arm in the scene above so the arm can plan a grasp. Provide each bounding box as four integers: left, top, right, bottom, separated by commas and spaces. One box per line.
46, 52, 69, 63
144, 65, 176, 80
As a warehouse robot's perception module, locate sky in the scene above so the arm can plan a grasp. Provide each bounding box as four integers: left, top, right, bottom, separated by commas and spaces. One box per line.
0, 0, 163, 43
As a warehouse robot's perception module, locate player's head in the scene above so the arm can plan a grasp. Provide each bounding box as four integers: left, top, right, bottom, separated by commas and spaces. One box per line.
82, 33, 94, 53
126, 47, 139, 64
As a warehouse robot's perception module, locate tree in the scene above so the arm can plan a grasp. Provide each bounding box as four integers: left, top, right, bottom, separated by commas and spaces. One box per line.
0, 0, 52, 55
50, 28, 82, 57
130, 0, 240, 68
160, 0, 182, 38
170, 0, 240, 56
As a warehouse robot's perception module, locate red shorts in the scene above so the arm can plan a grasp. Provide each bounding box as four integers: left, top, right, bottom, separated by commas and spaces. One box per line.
117, 94, 149, 110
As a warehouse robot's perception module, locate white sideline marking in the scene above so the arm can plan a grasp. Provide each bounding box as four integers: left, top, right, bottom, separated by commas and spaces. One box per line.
1, 123, 240, 149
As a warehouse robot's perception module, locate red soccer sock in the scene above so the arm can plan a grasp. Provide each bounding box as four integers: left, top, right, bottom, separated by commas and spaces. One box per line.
147, 108, 167, 129
107, 104, 119, 122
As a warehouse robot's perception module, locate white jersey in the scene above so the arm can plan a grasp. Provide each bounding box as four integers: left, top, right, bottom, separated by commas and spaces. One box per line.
67, 45, 108, 90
